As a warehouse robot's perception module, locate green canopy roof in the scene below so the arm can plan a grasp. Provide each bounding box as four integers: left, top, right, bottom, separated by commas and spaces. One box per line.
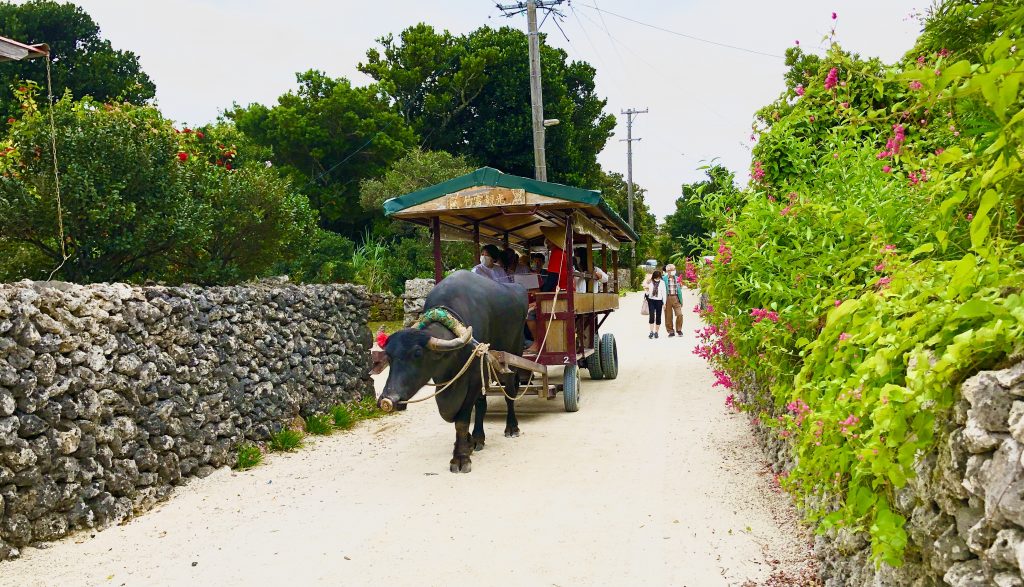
382, 167, 637, 243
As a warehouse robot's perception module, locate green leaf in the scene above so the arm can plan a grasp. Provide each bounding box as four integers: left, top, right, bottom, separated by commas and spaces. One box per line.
956, 299, 1001, 319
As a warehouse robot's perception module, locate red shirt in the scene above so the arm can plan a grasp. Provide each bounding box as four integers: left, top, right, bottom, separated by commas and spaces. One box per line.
546, 247, 569, 291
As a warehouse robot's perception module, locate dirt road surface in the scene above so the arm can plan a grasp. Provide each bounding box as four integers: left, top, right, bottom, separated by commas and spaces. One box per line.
0, 290, 812, 587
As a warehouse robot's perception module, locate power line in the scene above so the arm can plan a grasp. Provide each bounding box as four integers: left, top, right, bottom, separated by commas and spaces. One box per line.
574, 2, 783, 59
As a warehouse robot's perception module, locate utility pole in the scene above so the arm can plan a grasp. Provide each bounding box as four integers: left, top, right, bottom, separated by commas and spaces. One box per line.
620, 107, 647, 230
497, 0, 564, 182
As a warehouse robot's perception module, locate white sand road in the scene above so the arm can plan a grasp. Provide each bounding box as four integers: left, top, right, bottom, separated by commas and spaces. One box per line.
0, 290, 812, 587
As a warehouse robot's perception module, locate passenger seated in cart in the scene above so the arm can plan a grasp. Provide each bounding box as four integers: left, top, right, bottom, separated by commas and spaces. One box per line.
526, 226, 571, 353
473, 244, 510, 284
573, 248, 610, 293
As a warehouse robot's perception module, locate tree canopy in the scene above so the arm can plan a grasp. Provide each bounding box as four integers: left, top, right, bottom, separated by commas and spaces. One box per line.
664, 164, 739, 258
229, 70, 418, 238
359, 24, 615, 189
0, 92, 321, 284
0, 1, 155, 123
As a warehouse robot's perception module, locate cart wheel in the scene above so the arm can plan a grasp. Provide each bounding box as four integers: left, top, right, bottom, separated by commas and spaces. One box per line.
587, 346, 605, 380
599, 333, 618, 380
563, 364, 581, 412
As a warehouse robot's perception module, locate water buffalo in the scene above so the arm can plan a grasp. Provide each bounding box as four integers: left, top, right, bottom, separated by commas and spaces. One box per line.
378, 270, 527, 473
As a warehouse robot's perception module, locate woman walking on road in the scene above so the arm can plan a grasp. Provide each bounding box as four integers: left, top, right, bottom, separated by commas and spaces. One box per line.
644, 270, 665, 339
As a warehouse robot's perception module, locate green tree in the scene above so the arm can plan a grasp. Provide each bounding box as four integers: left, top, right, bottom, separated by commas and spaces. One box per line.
0, 1, 155, 124
593, 170, 657, 266
358, 148, 476, 292
0, 94, 319, 284
664, 164, 739, 257
229, 70, 418, 238
359, 24, 615, 189
359, 147, 474, 213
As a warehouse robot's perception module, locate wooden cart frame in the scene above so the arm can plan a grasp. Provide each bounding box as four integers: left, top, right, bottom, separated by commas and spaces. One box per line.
383, 167, 637, 411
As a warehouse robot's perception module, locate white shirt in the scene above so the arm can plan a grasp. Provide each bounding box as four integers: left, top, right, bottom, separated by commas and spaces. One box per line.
575, 267, 610, 293
644, 278, 665, 301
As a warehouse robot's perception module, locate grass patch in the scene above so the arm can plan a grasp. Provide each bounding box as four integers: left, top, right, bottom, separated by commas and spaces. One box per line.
235, 443, 263, 470
304, 413, 334, 435
368, 320, 404, 336
330, 404, 354, 430
269, 428, 304, 452
350, 395, 387, 421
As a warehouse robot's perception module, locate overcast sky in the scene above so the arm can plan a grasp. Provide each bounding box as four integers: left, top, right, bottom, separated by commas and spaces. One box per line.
57, 0, 925, 219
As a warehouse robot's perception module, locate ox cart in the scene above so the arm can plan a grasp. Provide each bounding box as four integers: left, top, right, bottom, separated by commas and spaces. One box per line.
381, 167, 637, 412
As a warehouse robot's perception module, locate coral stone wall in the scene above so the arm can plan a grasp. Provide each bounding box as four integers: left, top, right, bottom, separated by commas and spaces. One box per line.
749, 362, 1024, 586
0, 279, 372, 560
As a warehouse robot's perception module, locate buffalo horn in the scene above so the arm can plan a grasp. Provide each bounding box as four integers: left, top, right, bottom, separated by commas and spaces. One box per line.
427, 325, 473, 351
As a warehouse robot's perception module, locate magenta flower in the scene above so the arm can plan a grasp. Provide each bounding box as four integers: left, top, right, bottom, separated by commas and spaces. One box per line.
795, 84, 805, 96
882, 165, 892, 173
824, 67, 839, 90
751, 161, 766, 183
834, 299, 842, 307
874, 262, 886, 272
839, 332, 851, 341
750, 308, 780, 324
878, 276, 892, 287
909, 80, 923, 91
832, 11, 837, 19
795, 39, 800, 46
966, 213, 974, 221
884, 244, 897, 252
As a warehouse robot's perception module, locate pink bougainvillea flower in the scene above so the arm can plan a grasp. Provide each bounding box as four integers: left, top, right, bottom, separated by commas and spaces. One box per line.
824, 67, 839, 90
935, 148, 945, 155
935, 68, 942, 76
882, 165, 891, 173
839, 332, 851, 341
840, 101, 849, 108
938, 48, 950, 58
780, 206, 792, 216
832, 152, 839, 159
196, 131, 205, 139
909, 80, 923, 90
795, 39, 800, 46
795, 84, 805, 96
750, 308, 780, 324
834, 299, 842, 307
832, 11, 837, 19
884, 244, 897, 251
966, 213, 974, 221
751, 160, 766, 183
917, 55, 926, 66
878, 276, 892, 287
874, 262, 886, 272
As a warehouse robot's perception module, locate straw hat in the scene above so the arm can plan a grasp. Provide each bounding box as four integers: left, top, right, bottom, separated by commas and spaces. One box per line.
539, 224, 566, 249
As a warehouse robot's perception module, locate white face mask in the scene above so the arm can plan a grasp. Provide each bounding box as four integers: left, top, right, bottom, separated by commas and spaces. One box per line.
669, 271, 676, 276
481, 255, 492, 267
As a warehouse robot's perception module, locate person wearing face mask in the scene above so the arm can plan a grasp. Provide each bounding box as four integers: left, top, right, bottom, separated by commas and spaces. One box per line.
473, 244, 510, 284
663, 263, 684, 337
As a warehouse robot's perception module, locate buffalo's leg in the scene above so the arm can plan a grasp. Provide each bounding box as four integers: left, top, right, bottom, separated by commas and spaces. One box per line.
450, 406, 474, 474
504, 372, 520, 438
471, 392, 487, 451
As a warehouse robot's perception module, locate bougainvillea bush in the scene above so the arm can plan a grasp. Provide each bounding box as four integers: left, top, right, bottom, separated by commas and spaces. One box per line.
696, 2, 1024, 565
